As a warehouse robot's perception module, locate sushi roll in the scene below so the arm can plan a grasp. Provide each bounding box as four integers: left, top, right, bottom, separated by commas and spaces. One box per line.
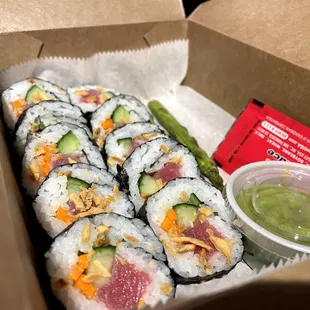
104, 122, 166, 175
68, 85, 117, 114
22, 123, 105, 197
46, 214, 173, 309
33, 163, 134, 237
1, 78, 69, 130
14, 101, 88, 156
91, 95, 150, 149
144, 178, 243, 283
120, 137, 200, 212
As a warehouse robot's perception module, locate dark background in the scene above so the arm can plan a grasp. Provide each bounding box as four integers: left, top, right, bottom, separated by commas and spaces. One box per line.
183, 0, 207, 16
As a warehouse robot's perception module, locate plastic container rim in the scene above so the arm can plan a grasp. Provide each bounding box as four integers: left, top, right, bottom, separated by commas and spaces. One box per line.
226, 161, 310, 253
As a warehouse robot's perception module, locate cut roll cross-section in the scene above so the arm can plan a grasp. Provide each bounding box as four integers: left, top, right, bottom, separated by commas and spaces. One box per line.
22, 123, 105, 197
14, 100, 88, 156
68, 85, 117, 114
144, 178, 243, 283
33, 163, 135, 237
1, 77, 69, 130
120, 137, 200, 212
90, 95, 150, 149
46, 214, 173, 310
104, 122, 166, 175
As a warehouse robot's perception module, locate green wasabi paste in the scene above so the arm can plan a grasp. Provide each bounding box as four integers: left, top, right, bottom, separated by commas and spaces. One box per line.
236, 184, 310, 245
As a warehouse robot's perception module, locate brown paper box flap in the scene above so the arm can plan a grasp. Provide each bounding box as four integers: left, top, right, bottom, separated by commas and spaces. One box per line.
185, 16, 310, 127
0, 0, 185, 33
0, 20, 188, 69
29, 23, 157, 58
189, 0, 310, 70
263, 259, 310, 282
0, 23, 157, 69
156, 260, 310, 310
0, 33, 43, 69
144, 20, 188, 46
0, 124, 47, 309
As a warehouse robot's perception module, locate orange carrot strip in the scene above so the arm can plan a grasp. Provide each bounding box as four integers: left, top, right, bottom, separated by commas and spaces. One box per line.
74, 276, 97, 299
161, 217, 174, 232
41, 159, 51, 176
166, 209, 177, 221
10, 99, 26, 117
55, 207, 74, 224
101, 119, 114, 130
41, 145, 57, 176
77, 254, 88, 269
68, 265, 84, 282
44, 145, 57, 153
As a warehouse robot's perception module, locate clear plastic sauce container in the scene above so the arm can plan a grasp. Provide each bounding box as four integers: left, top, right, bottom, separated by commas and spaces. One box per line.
224, 162, 310, 263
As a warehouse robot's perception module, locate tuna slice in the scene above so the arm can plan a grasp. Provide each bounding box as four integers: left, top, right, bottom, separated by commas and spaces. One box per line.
183, 219, 224, 257
80, 89, 100, 104
51, 154, 86, 170
152, 162, 182, 183
97, 259, 151, 310
128, 137, 147, 155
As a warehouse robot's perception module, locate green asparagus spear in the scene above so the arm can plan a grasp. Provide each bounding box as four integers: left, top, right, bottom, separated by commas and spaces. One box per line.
148, 100, 223, 190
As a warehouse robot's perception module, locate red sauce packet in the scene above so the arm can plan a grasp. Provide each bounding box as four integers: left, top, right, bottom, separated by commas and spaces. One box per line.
212, 98, 310, 175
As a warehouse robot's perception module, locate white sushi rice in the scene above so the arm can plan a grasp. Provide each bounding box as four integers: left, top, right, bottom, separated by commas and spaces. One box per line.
68, 85, 118, 114
122, 138, 200, 212
14, 101, 87, 156
104, 122, 165, 175
146, 178, 243, 278
90, 94, 150, 134
92, 214, 165, 261
1, 78, 69, 130
49, 163, 117, 184
22, 123, 105, 197
46, 215, 172, 310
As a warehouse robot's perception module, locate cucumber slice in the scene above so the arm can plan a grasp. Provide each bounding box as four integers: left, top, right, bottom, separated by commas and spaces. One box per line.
88, 246, 116, 287
38, 121, 45, 130
93, 245, 116, 255
57, 131, 80, 154
34, 116, 45, 130
104, 91, 115, 99
25, 85, 51, 103
117, 138, 132, 155
188, 193, 201, 206
112, 106, 131, 124
173, 203, 199, 228
138, 173, 158, 197
67, 177, 90, 195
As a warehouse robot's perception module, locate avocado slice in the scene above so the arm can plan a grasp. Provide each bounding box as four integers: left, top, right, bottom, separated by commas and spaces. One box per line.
57, 131, 80, 154
173, 203, 199, 228
188, 193, 201, 206
25, 85, 52, 104
138, 173, 158, 197
117, 138, 132, 155
87, 246, 116, 287
112, 106, 131, 124
67, 177, 90, 196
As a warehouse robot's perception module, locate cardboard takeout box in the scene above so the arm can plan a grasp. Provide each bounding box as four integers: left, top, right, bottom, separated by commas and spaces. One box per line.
1, 0, 310, 308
